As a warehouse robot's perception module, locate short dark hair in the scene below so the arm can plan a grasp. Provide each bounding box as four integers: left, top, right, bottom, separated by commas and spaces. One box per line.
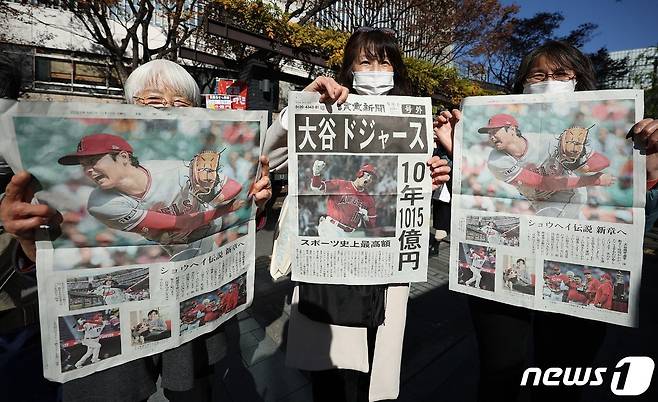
516, 258, 526, 264
148, 309, 158, 317
336, 29, 412, 96
513, 40, 597, 94
110, 152, 140, 167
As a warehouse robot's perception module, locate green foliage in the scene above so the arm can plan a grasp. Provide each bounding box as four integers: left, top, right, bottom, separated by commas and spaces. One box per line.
405, 57, 499, 104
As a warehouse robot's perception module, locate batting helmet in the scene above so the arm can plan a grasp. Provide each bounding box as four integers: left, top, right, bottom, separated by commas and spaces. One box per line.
357, 163, 377, 178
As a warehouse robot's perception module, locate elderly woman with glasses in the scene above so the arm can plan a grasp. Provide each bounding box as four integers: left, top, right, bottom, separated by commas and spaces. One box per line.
0, 59, 271, 402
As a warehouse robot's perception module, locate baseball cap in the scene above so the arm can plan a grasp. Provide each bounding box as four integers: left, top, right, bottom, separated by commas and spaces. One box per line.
358, 163, 378, 178
478, 114, 519, 133
583, 269, 592, 274
58, 133, 133, 165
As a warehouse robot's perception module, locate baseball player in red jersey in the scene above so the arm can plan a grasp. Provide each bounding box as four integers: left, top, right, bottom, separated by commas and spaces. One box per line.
310, 160, 377, 238
543, 263, 570, 301
58, 133, 244, 245
594, 273, 614, 309
220, 283, 240, 313
584, 269, 600, 304
566, 275, 588, 304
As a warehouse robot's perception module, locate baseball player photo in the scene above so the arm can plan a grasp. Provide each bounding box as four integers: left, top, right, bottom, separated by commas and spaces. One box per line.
480, 114, 615, 219
129, 308, 172, 346
457, 243, 496, 291
57, 133, 245, 246
58, 309, 121, 372
501, 255, 535, 295
541, 261, 630, 313
459, 95, 639, 224
297, 155, 398, 238
465, 215, 520, 246
66, 268, 149, 310
179, 273, 247, 336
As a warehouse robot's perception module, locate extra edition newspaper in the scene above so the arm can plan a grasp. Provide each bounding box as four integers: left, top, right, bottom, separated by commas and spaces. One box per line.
449, 90, 645, 327
287, 92, 433, 285
0, 101, 266, 382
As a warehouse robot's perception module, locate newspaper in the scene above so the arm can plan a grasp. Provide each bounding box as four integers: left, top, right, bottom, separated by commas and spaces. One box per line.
287, 92, 433, 285
449, 90, 646, 327
0, 101, 266, 382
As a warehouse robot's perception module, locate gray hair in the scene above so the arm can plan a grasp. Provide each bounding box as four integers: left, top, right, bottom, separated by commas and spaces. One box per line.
124, 59, 200, 106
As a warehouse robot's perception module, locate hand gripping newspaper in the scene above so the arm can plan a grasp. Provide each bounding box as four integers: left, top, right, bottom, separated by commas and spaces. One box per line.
449, 89, 646, 327
286, 92, 433, 285
0, 101, 266, 382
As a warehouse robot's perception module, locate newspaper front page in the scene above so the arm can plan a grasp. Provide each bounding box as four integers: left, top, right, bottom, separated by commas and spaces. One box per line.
288, 92, 433, 285
449, 90, 645, 327
0, 101, 266, 382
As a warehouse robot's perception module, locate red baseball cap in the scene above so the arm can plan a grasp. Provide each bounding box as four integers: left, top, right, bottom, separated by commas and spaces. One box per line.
58, 133, 133, 165
358, 163, 377, 178
478, 114, 519, 133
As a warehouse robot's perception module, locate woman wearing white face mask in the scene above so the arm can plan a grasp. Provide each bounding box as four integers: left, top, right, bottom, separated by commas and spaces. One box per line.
435, 40, 658, 402
263, 28, 450, 402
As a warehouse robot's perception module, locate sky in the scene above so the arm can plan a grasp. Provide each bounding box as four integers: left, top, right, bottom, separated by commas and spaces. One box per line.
501, 0, 658, 53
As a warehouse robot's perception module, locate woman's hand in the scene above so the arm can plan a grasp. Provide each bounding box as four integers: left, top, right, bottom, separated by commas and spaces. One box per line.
629, 118, 658, 182
250, 155, 273, 211
304, 76, 350, 105
0, 171, 62, 261
427, 156, 451, 190
434, 109, 461, 157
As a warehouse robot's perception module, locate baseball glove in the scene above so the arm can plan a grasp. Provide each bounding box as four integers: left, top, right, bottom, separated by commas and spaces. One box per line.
189, 150, 225, 203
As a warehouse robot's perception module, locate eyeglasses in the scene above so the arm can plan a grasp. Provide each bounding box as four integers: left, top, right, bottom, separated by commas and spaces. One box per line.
133, 95, 194, 108
355, 26, 396, 37
525, 69, 576, 84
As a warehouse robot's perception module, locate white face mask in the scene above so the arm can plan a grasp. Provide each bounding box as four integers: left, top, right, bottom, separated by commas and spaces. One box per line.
352, 71, 394, 95
523, 79, 577, 94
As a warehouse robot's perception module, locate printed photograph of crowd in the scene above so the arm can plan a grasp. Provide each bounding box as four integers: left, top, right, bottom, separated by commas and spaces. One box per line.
542, 260, 630, 313
179, 273, 247, 336
457, 243, 496, 291
465, 215, 520, 246
297, 154, 399, 238
14, 115, 260, 260
58, 308, 121, 372
459, 99, 636, 223
501, 255, 535, 295
129, 308, 172, 346
66, 268, 149, 310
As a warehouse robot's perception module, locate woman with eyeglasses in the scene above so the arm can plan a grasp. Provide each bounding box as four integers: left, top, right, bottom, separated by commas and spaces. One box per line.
264, 28, 450, 402
435, 40, 658, 402
0, 59, 272, 402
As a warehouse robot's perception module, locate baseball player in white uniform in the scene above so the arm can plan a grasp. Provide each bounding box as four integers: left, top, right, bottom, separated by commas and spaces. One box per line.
465, 248, 486, 288
480, 114, 614, 218
74, 316, 107, 369
58, 134, 243, 246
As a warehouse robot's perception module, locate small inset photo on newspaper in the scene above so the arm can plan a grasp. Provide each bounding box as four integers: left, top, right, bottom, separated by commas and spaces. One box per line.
129, 308, 172, 346
179, 273, 247, 336
542, 260, 630, 313
58, 308, 121, 372
500, 255, 535, 295
297, 154, 398, 238
457, 242, 496, 291
465, 215, 520, 246
66, 267, 149, 310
